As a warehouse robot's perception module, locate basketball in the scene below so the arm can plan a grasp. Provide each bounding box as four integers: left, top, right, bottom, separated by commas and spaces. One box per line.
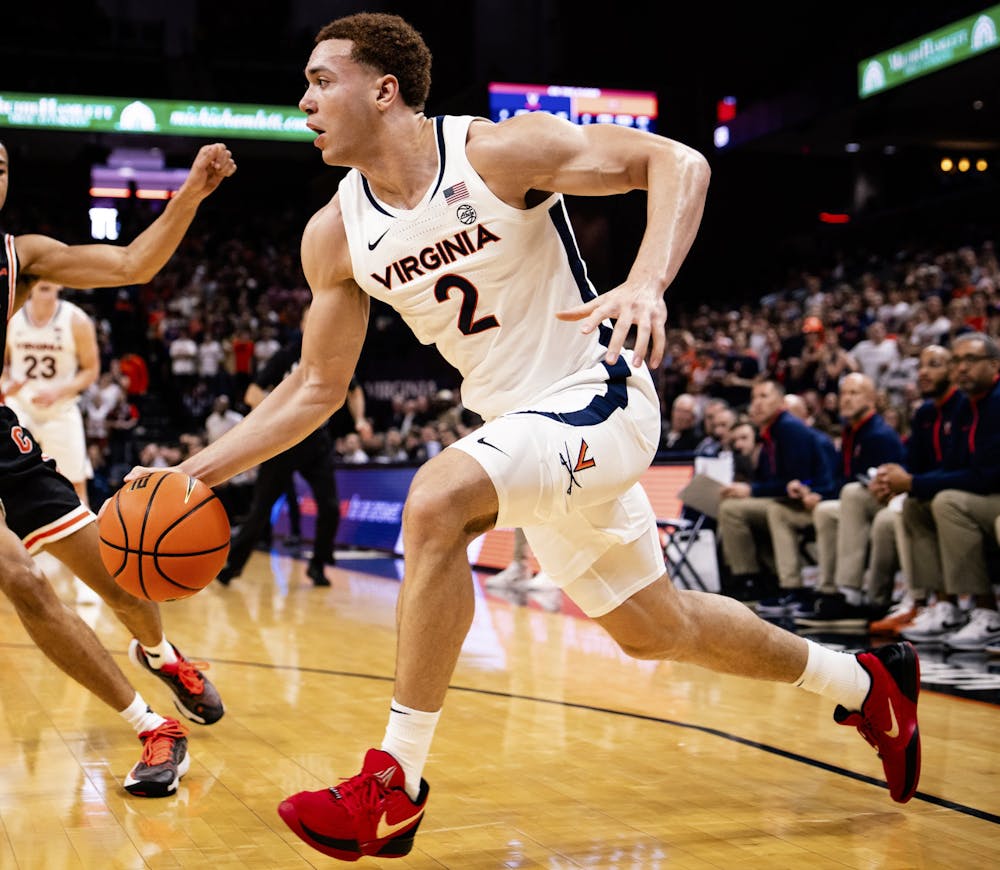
98, 470, 231, 602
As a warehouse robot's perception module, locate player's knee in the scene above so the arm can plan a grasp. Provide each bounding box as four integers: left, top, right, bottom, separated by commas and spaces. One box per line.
404, 474, 466, 538
614, 627, 682, 661
0, 555, 50, 608
609, 608, 687, 661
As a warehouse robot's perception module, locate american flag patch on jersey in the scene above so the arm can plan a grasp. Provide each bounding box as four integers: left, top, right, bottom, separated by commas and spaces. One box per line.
443, 181, 469, 204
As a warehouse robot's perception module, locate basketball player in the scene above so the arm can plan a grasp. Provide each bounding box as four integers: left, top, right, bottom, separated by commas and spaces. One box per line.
134, 14, 920, 858
3, 279, 97, 504
3, 278, 103, 603
0, 140, 235, 796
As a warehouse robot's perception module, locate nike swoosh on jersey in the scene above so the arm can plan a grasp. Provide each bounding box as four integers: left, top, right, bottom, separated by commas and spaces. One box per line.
368, 229, 391, 251
375, 807, 424, 840
884, 698, 900, 739
477, 436, 509, 456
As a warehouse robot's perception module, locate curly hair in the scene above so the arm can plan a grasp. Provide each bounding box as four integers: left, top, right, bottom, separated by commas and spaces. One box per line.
315, 13, 432, 112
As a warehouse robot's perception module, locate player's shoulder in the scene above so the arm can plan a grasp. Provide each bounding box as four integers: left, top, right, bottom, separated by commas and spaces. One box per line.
467, 111, 579, 155
301, 194, 353, 283
303, 193, 344, 240
62, 299, 89, 317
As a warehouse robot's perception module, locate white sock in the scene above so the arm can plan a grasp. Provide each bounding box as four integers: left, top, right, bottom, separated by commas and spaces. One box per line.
381, 698, 441, 801
120, 692, 167, 735
794, 639, 872, 711
141, 637, 178, 669
839, 586, 863, 606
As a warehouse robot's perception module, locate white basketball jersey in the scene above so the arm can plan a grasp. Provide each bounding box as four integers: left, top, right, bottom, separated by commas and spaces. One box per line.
337, 115, 638, 420
6, 300, 82, 421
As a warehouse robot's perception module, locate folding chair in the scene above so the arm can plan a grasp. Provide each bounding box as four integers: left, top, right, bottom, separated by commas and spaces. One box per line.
657, 513, 719, 592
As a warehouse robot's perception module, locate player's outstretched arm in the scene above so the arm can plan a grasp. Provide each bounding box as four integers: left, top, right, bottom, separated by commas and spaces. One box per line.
470, 113, 710, 369
14, 143, 236, 290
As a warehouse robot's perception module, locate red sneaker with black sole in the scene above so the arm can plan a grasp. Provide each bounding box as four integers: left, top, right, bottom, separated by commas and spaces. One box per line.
278, 749, 428, 861
834, 641, 921, 803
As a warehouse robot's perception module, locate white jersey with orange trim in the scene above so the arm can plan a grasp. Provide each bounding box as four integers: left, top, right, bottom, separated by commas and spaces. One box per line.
337, 114, 646, 421
6, 299, 83, 422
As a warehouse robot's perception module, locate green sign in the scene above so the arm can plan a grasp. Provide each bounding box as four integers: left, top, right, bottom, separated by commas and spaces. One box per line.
0, 91, 313, 141
859, 5, 1000, 98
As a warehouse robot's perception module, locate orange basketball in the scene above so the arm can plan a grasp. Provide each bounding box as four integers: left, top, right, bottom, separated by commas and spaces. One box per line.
98, 470, 231, 602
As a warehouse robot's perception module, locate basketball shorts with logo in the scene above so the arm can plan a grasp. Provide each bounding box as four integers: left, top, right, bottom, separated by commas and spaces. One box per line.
0, 406, 94, 553
4, 398, 93, 484
452, 371, 663, 617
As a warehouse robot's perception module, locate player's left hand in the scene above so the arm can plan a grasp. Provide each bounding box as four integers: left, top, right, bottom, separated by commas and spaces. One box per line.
178, 143, 237, 200
556, 282, 668, 369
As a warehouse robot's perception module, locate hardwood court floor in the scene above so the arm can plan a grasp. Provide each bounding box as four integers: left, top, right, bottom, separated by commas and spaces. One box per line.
1, 552, 998, 869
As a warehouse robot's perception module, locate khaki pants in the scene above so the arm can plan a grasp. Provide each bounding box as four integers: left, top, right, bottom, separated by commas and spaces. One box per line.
765, 500, 817, 589
892, 506, 913, 591
903, 490, 1000, 596
864, 507, 901, 605
812, 499, 840, 592
718, 497, 775, 576
813, 487, 900, 604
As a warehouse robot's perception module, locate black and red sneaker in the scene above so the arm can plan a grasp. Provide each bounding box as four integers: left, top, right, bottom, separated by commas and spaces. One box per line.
834, 641, 921, 803
278, 749, 429, 861
124, 717, 190, 797
128, 639, 224, 725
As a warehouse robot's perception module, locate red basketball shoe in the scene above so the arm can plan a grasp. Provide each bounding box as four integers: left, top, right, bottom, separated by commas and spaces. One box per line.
278, 749, 428, 861
834, 641, 921, 803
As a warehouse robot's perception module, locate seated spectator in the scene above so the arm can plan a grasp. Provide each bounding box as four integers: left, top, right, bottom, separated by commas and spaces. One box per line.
704, 333, 759, 408
728, 419, 759, 483
695, 402, 736, 457
404, 428, 427, 462
717, 379, 834, 601
783, 393, 811, 423
375, 428, 409, 463
205, 395, 244, 444
908, 295, 951, 348
139, 442, 184, 469
660, 393, 704, 453
783, 373, 905, 625
813, 325, 859, 395
849, 322, 900, 388
340, 432, 370, 464
869, 345, 959, 635
877, 332, 1000, 651
420, 423, 443, 460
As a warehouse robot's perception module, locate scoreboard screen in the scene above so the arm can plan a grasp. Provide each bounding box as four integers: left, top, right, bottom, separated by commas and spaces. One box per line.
488, 82, 658, 133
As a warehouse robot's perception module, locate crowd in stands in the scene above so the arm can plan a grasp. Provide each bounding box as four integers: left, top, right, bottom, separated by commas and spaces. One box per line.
655, 239, 1000, 651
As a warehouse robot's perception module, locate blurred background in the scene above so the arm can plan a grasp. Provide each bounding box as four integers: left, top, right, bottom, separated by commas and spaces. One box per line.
3, 0, 997, 300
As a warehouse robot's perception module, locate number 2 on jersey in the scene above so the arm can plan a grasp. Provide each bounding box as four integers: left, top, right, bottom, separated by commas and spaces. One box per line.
434, 275, 499, 336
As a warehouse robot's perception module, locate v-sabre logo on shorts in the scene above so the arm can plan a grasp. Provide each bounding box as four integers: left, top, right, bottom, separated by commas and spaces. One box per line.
573, 440, 596, 472
558, 439, 596, 494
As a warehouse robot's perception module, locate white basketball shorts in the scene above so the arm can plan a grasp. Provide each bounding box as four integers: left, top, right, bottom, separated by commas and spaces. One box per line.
452, 368, 665, 617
